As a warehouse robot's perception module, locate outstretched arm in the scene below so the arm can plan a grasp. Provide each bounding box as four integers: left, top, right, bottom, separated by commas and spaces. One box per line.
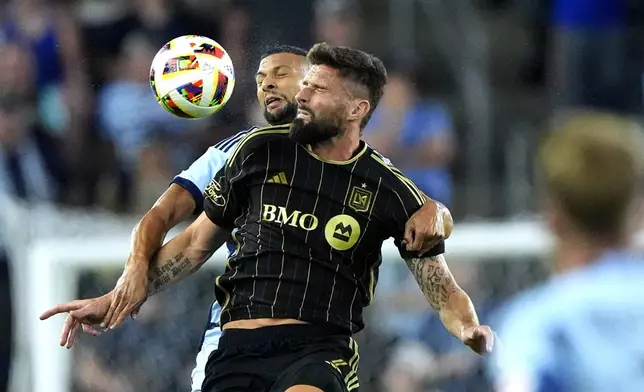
40, 213, 229, 347
405, 254, 493, 355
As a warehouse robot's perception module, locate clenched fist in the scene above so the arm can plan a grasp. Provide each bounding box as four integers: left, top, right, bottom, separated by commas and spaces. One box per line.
403, 198, 453, 255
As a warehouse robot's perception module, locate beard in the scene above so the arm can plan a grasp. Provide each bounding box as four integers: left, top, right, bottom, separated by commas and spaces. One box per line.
289, 107, 344, 146
263, 100, 298, 126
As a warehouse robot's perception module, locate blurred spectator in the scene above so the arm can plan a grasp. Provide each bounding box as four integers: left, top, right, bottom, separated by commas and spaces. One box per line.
97, 32, 196, 211
364, 62, 455, 206
0, 42, 65, 202
313, 0, 361, 47
0, 100, 60, 202
0, 42, 66, 392
0, 0, 94, 205
130, 0, 186, 47
0, 252, 9, 392
76, 0, 141, 88
549, 0, 632, 112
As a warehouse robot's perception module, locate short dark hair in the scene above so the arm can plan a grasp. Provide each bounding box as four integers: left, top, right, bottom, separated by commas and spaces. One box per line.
260, 45, 308, 59
307, 42, 387, 128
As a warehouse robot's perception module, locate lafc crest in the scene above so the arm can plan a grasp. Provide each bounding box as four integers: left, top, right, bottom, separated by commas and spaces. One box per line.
349, 185, 372, 213
205, 178, 226, 207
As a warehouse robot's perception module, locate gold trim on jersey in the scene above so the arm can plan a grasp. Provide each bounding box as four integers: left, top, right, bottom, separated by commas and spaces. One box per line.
369, 153, 425, 206
226, 124, 291, 167
303, 142, 368, 165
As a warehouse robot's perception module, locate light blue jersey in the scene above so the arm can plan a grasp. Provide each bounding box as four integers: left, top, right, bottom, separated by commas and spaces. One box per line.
490, 250, 644, 392
171, 127, 255, 392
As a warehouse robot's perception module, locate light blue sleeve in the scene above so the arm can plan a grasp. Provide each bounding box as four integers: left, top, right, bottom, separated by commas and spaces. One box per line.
171, 128, 255, 212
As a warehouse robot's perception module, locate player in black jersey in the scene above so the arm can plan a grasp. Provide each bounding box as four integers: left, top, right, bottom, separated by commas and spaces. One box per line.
39, 44, 456, 389
186, 44, 493, 392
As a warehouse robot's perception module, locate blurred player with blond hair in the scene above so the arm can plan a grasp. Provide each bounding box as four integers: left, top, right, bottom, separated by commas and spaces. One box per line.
491, 112, 644, 392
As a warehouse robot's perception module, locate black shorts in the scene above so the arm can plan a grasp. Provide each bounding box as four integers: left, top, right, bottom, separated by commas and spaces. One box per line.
201, 324, 360, 392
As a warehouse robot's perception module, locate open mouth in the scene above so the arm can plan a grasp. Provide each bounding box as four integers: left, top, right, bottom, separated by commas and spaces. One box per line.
265, 96, 282, 107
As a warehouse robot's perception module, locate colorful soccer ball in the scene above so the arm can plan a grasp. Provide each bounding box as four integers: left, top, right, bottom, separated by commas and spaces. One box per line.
149, 35, 235, 119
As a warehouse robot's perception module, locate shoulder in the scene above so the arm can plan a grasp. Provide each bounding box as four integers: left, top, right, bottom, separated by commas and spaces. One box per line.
364, 145, 425, 206
226, 124, 291, 161
211, 126, 259, 153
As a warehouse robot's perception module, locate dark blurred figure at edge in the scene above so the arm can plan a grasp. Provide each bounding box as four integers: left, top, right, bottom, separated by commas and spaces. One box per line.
0, 249, 10, 392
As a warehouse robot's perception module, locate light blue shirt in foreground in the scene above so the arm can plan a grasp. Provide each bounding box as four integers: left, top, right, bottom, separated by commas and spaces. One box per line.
490, 250, 644, 392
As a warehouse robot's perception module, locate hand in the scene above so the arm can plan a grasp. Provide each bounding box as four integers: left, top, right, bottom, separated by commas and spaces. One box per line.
460, 325, 494, 355
403, 199, 453, 255
39, 293, 113, 349
103, 262, 150, 330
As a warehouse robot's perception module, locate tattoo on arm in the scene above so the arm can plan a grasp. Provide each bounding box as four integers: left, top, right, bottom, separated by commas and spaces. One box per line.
147, 252, 208, 294
405, 255, 458, 311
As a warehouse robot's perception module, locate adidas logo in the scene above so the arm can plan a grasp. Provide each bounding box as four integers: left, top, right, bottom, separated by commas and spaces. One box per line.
266, 172, 288, 185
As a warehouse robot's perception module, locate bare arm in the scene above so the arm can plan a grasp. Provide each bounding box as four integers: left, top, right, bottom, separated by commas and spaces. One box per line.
146, 212, 230, 295
405, 254, 479, 340
39, 212, 231, 342
103, 184, 207, 328
125, 184, 197, 274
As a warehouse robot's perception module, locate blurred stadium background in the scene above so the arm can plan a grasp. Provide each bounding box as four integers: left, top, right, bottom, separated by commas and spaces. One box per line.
1, 0, 643, 391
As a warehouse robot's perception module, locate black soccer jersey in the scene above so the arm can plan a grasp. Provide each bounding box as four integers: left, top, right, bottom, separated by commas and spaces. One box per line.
203, 124, 445, 333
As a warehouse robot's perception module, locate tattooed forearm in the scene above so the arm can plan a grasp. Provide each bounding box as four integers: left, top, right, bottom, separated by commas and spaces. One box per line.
404, 255, 458, 311
406, 254, 480, 338
147, 252, 207, 294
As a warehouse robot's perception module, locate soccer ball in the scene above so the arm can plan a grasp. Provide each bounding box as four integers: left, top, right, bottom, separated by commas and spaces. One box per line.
149, 35, 235, 119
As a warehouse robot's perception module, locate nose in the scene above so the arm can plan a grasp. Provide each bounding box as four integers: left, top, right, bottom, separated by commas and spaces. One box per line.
295, 89, 307, 105
261, 77, 276, 92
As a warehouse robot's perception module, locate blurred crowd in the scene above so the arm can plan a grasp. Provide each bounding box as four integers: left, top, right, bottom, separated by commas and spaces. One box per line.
2, 0, 644, 391
1, 0, 643, 215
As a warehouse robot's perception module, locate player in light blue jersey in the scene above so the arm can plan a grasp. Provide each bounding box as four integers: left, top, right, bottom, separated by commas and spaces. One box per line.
490, 113, 644, 392
41, 45, 453, 392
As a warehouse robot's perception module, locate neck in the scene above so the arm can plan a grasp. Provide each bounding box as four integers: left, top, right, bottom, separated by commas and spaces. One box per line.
554, 230, 628, 273
311, 128, 361, 161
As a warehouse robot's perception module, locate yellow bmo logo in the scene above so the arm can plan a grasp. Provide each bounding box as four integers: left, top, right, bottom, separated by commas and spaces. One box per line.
262, 204, 318, 231
325, 214, 361, 251
205, 178, 226, 207
349, 185, 372, 213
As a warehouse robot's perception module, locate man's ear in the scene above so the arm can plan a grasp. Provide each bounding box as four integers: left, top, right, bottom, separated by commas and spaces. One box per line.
348, 99, 370, 122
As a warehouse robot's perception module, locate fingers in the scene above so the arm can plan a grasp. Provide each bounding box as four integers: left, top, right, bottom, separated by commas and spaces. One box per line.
60, 315, 76, 347
69, 305, 100, 322
410, 228, 427, 252
464, 326, 495, 355
103, 294, 121, 329
403, 223, 414, 250
482, 326, 494, 353
66, 321, 81, 349
40, 300, 84, 320
109, 304, 136, 330
131, 305, 142, 320
81, 323, 101, 337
